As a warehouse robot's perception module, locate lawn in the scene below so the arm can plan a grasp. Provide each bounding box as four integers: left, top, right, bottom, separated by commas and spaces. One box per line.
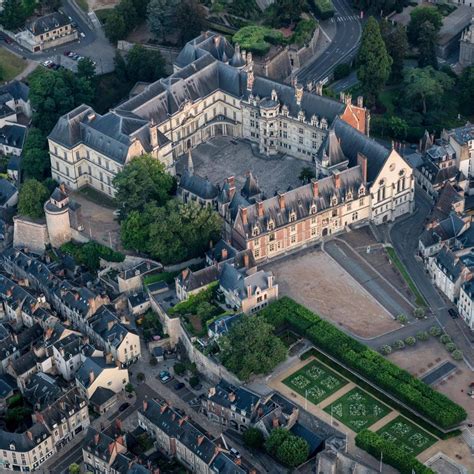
324, 387, 391, 432
283, 360, 348, 405
376, 415, 437, 456
385, 246, 427, 307
0, 48, 27, 82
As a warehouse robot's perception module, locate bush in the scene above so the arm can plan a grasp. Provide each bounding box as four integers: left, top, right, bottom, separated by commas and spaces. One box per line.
258, 297, 467, 429
452, 350, 463, 361
379, 345, 392, 355
137, 372, 145, 382
174, 362, 186, 376
413, 307, 426, 319
60, 241, 124, 272
397, 314, 408, 324
393, 339, 405, 350
440, 334, 452, 344
125, 383, 134, 393
355, 430, 435, 474
416, 331, 429, 341
310, 0, 335, 19
429, 326, 442, 337
445, 343, 456, 353
334, 63, 351, 80
291, 18, 317, 47
265, 428, 309, 468
243, 427, 264, 449
233, 26, 286, 55
189, 375, 200, 388
404, 336, 416, 346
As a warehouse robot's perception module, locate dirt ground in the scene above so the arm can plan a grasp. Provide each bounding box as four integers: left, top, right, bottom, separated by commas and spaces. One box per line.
87, 0, 119, 10
266, 249, 399, 338
71, 191, 121, 250
388, 338, 474, 416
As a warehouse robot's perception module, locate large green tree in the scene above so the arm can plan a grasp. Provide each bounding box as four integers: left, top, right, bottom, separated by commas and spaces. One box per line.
380, 20, 408, 82
265, 428, 309, 468
404, 66, 454, 114
21, 128, 50, 180
77, 57, 96, 82
124, 45, 166, 84
104, 9, 127, 43
220, 315, 287, 381
0, 0, 27, 30
28, 68, 94, 134
459, 66, 474, 116
147, 0, 177, 40
243, 427, 264, 449
267, 0, 304, 27
176, 0, 205, 44
357, 17, 392, 107
18, 179, 50, 219
417, 21, 438, 68
113, 154, 174, 216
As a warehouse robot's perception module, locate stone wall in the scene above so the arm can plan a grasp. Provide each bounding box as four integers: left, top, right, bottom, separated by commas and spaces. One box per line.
13, 216, 49, 254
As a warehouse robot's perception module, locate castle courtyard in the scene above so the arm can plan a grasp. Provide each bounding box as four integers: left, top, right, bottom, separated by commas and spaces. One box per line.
175, 136, 310, 197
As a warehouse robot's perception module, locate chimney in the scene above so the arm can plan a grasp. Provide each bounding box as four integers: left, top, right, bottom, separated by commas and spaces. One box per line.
107, 320, 114, 331
181, 268, 189, 280
357, 96, 363, 108
315, 81, 323, 96
74, 292, 80, 301
115, 418, 122, 432
306, 80, 313, 92
94, 433, 100, 445
105, 352, 113, 364
357, 153, 367, 183
340, 92, 345, 103
228, 176, 235, 188
246, 68, 254, 92
89, 369, 95, 385
235, 458, 242, 465
228, 392, 236, 402
345, 93, 352, 106
26, 431, 33, 441
256, 200, 264, 217
243, 253, 249, 268
311, 178, 319, 197
178, 416, 188, 427
272, 417, 279, 428
277, 193, 285, 210
229, 186, 236, 200
197, 435, 205, 446
247, 285, 252, 298
160, 404, 168, 414
268, 274, 273, 288
59, 183, 67, 194
241, 208, 248, 225
142, 399, 148, 412
334, 173, 341, 189
295, 83, 303, 106
221, 248, 228, 261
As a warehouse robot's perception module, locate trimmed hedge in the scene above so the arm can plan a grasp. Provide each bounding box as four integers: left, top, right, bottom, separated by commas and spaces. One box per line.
310, 0, 334, 19
259, 297, 466, 430
355, 430, 434, 474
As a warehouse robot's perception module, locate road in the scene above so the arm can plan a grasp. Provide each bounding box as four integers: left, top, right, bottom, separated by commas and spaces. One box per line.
389, 189, 474, 368
297, 0, 362, 84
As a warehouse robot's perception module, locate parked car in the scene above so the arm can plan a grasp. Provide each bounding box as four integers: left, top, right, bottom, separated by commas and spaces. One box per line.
43, 60, 53, 67
119, 402, 130, 412
174, 382, 185, 390
63, 50, 71, 56
67, 51, 75, 57
230, 448, 241, 459
448, 308, 458, 319
159, 370, 173, 384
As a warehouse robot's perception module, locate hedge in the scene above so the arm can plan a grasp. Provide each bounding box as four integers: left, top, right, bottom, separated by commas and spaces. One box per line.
355, 430, 435, 474
310, 0, 334, 19
259, 297, 466, 430
60, 241, 125, 272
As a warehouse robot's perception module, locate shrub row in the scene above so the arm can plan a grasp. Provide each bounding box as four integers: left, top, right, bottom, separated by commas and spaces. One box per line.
355, 430, 434, 474
310, 0, 335, 19
259, 297, 466, 429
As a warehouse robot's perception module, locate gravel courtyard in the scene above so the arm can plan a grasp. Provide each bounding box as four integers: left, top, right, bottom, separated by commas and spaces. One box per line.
265, 249, 400, 338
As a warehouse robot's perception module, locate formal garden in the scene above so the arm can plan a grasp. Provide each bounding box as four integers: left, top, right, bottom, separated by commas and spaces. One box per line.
324, 387, 391, 432
377, 416, 437, 456
283, 360, 347, 405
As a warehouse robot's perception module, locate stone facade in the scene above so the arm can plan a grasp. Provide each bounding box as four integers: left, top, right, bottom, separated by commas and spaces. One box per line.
460, 18, 474, 67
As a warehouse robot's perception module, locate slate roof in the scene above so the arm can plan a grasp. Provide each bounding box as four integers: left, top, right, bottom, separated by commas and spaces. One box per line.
0, 373, 16, 397
0, 178, 17, 206
90, 386, 116, 406
206, 239, 238, 263
53, 333, 82, 361
208, 312, 244, 337
208, 379, 260, 415
0, 422, 49, 452
38, 388, 86, 430
25, 372, 62, 410
76, 356, 111, 389
128, 291, 148, 308
82, 427, 126, 464
89, 306, 133, 350
10, 351, 37, 376
241, 172, 261, 200
7, 154, 21, 171
449, 123, 474, 146
434, 247, 463, 282
219, 264, 271, 299
0, 123, 27, 150
177, 266, 219, 292
28, 11, 71, 35
0, 80, 29, 102
179, 171, 219, 200
420, 214, 466, 247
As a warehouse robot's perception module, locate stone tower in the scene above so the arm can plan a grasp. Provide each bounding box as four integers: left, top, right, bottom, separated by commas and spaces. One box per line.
44, 184, 72, 248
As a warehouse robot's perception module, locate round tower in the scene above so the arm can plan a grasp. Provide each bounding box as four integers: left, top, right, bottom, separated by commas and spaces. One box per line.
44, 184, 72, 248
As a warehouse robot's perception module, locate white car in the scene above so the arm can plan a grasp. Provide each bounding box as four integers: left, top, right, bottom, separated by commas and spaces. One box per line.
42, 60, 53, 67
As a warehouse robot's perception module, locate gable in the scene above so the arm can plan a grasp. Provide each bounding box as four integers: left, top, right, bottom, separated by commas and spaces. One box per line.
370, 150, 411, 194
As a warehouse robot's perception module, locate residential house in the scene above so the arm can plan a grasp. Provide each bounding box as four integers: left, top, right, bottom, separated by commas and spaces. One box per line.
208, 313, 244, 340
219, 263, 278, 313
127, 291, 150, 316
458, 280, 474, 330
441, 123, 474, 179
203, 380, 261, 432
116, 260, 161, 294
75, 356, 129, 401
0, 178, 18, 209
138, 398, 249, 474
175, 266, 219, 302
50, 333, 83, 381
0, 80, 31, 121
21, 12, 78, 52
0, 123, 27, 157
7, 350, 39, 392
24, 372, 62, 410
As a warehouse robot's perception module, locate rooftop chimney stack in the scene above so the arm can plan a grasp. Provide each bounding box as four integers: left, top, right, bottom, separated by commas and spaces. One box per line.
278, 193, 285, 210
241, 207, 248, 225
311, 178, 319, 198
257, 200, 264, 217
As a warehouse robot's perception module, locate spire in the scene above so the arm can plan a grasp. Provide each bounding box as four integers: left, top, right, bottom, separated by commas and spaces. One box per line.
325, 130, 346, 167
419, 130, 433, 153
187, 148, 194, 175
241, 172, 261, 200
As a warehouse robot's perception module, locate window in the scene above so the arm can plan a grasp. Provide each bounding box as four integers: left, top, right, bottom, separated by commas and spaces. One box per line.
268, 221, 274, 231
347, 203, 352, 211
290, 235, 296, 244
299, 128, 303, 134
311, 227, 317, 236
289, 212, 296, 222
299, 137, 303, 145
254, 249, 260, 257
352, 211, 358, 221
359, 197, 364, 206
290, 225, 296, 232
332, 209, 337, 217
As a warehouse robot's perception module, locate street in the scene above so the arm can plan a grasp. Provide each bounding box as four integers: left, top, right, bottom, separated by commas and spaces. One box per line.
297, 0, 362, 84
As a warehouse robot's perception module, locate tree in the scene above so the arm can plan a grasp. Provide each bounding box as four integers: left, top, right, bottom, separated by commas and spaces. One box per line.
0, 0, 27, 30
220, 315, 287, 381
189, 375, 200, 387
116, 0, 138, 30
299, 166, 316, 183
147, 0, 176, 40
120, 210, 149, 251
417, 21, 438, 68
145, 200, 222, 264
69, 463, 81, 474
125, 383, 134, 393
77, 57, 96, 81
397, 314, 408, 324
174, 362, 186, 375
416, 331, 429, 341
21, 128, 51, 180
393, 339, 405, 350
445, 342, 456, 353
380, 21, 408, 82
404, 336, 416, 346
243, 427, 264, 449
429, 325, 442, 337
404, 67, 454, 114
176, 0, 205, 44
407, 6, 442, 45
379, 345, 392, 355
459, 66, 474, 116
267, 0, 304, 27
104, 9, 127, 43
113, 154, 175, 216
28, 68, 94, 134
413, 307, 426, 319
124, 45, 166, 84
18, 179, 49, 219
137, 372, 145, 381
386, 116, 408, 140
452, 350, 463, 360
357, 17, 392, 106
265, 428, 309, 468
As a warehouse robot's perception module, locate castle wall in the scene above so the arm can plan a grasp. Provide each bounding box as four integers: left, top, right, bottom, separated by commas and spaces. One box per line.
13, 216, 49, 254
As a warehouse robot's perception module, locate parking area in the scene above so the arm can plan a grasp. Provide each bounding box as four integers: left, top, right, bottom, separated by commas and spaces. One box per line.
265, 248, 400, 339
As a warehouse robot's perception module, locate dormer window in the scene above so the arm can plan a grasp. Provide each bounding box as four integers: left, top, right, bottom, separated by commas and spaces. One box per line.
10, 444, 15, 451
252, 225, 260, 236
310, 204, 317, 214
358, 185, 365, 196
346, 191, 353, 201
320, 118, 327, 129
332, 196, 337, 206
298, 111, 305, 122
289, 212, 296, 222
268, 220, 274, 231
